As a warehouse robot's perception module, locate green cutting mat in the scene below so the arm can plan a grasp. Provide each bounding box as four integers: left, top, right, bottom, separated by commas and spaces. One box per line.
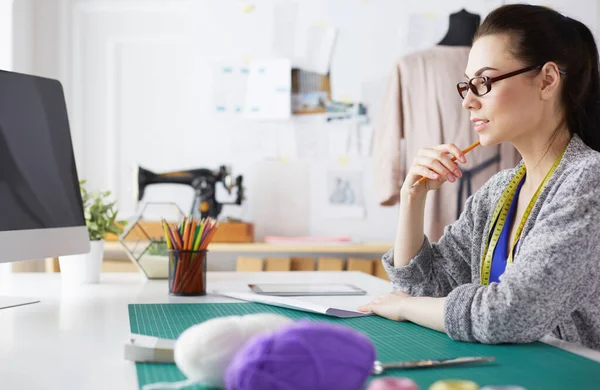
129, 303, 600, 390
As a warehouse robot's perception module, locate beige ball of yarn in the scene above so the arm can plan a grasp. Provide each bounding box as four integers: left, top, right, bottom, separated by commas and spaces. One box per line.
173, 313, 292, 388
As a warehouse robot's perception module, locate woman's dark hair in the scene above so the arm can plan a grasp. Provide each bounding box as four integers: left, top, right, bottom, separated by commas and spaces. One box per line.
474, 4, 600, 152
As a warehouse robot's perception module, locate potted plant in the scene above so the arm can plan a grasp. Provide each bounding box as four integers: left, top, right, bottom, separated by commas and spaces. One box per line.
59, 181, 127, 284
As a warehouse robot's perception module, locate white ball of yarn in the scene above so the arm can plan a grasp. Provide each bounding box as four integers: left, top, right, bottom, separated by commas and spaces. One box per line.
174, 313, 292, 388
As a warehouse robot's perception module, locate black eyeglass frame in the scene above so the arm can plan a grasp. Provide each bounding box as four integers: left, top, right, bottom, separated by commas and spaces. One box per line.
457, 64, 566, 99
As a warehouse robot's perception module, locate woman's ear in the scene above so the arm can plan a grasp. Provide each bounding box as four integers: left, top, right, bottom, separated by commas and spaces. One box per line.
539, 62, 563, 100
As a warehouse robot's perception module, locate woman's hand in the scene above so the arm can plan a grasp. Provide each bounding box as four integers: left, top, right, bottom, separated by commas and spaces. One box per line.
358, 293, 447, 333
401, 144, 467, 199
357, 291, 412, 321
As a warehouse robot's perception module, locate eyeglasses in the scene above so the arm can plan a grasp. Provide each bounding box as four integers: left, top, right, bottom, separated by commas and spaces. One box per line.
457, 64, 565, 100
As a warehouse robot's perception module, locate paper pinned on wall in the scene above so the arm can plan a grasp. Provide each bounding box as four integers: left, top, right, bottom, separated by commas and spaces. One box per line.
400, 12, 446, 54
295, 123, 327, 159
272, 6, 336, 75
346, 126, 362, 158
243, 59, 292, 120
327, 121, 373, 159
360, 125, 373, 157
327, 123, 351, 159
325, 170, 366, 219
249, 161, 310, 238
272, 1, 298, 61
230, 124, 278, 159
212, 60, 250, 113
296, 24, 337, 75
277, 123, 298, 160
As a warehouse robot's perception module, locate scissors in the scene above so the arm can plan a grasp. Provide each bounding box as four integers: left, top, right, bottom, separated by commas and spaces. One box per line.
372, 356, 495, 375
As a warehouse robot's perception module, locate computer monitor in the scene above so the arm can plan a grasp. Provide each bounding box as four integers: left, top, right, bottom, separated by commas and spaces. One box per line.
0, 69, 90, 308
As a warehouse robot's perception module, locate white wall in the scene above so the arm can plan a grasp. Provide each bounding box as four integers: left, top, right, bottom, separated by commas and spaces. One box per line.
9, 0, 600, 246
59, 0, 505, 243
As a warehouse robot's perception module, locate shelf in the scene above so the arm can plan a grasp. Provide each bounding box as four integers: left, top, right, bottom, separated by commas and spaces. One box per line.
104, 241, 391, 254
207, 242, 392, 253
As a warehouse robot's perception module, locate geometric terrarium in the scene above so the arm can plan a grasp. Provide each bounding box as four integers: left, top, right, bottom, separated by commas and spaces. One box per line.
119, 202, 185, 279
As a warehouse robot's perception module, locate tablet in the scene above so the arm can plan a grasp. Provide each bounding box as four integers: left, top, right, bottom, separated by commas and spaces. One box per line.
248, 283, 367, 296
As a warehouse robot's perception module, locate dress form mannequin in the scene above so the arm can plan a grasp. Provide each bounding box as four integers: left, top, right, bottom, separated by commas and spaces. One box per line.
437, 9, 481, 47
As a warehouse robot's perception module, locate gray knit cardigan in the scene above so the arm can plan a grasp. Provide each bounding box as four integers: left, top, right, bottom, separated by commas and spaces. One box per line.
382, 135, 600, 350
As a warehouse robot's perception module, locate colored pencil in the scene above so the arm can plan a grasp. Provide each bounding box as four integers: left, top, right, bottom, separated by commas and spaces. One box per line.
161, 219, 173, 250
161, 216, 219, 294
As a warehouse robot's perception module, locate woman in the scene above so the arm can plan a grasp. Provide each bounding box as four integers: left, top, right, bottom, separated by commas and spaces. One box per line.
358, 4, 600, 350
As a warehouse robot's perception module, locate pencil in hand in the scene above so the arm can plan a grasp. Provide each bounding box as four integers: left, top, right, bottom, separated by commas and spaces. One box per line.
410, 140, 481, 188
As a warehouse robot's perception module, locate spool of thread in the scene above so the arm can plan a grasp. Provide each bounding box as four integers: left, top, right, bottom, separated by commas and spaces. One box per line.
173, 313, 292, 388
429, 380, 479, 390
226, 320, 376, 390
368, 377, 419, 390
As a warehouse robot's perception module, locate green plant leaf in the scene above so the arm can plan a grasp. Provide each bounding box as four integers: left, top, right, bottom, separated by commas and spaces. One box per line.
79, 181, 126, 240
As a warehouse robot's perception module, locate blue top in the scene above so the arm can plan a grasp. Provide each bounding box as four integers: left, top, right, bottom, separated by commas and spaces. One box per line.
490, 177, 526, 283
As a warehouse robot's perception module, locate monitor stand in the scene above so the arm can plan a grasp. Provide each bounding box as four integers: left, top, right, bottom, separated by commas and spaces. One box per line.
0, 296, 39, 310
0, 265, 40, 309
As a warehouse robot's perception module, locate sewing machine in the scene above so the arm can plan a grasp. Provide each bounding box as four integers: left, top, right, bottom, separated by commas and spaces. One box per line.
134, 164, 244, 220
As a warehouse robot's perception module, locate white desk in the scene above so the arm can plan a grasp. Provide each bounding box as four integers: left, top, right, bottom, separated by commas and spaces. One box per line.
0, 271, 389, 390
0, 272, 598, 390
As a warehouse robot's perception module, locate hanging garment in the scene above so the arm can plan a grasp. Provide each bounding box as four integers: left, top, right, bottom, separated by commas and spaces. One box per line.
372, 46, 521, 241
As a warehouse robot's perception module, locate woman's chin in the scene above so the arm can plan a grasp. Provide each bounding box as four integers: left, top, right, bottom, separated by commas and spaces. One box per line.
477, 132, 500, 147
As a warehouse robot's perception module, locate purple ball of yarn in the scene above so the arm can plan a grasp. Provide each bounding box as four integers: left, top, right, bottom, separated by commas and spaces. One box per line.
225, 320, 376, 390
